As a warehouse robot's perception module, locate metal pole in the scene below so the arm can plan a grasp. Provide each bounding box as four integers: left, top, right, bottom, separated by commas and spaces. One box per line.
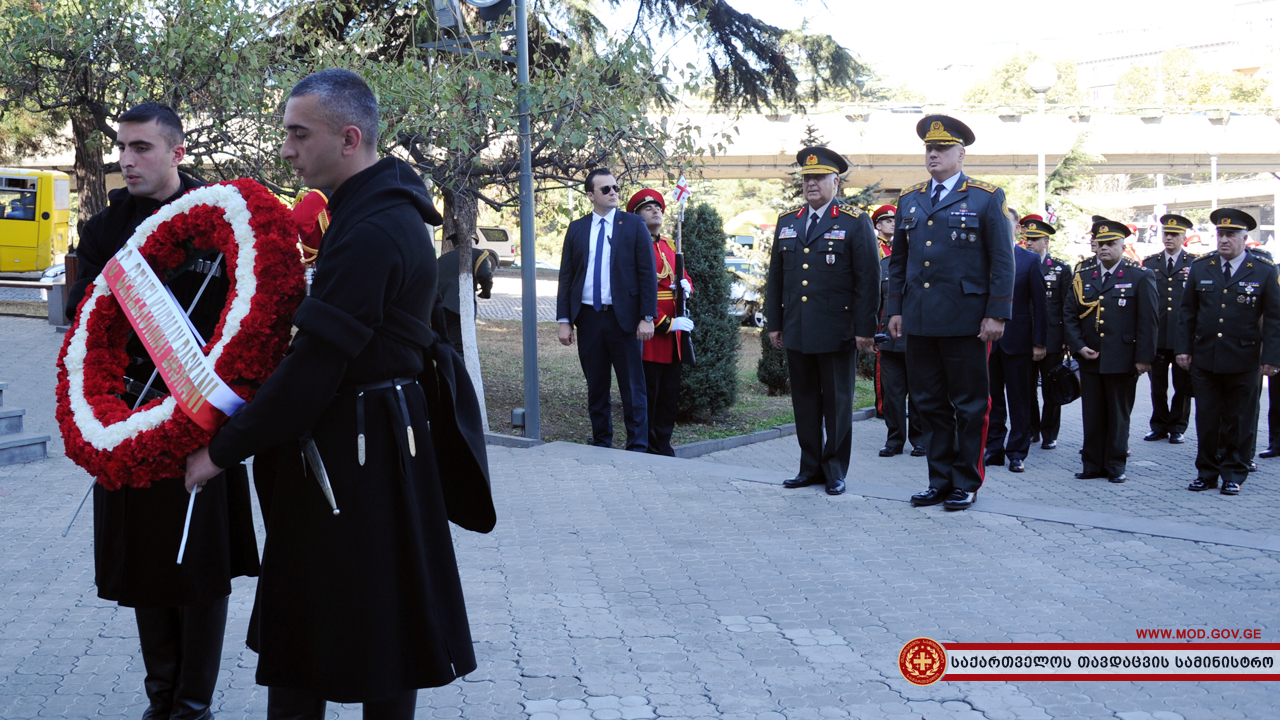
1211, 155, 1219, 210
516, 0, 540, 440
1037, 91, 1047, 217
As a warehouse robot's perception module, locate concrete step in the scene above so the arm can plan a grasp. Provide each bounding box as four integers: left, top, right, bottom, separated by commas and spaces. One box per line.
0, 406, 23, 434
0, 431, 49, 466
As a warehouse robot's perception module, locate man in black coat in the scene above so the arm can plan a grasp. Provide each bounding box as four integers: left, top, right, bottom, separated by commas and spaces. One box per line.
766, 146, 879, 495
556, 168, 658, 451
886, 116, 1016, 511
984, 243, 1048, 472
877, 249, 928, 458
1142, 214, 1198, 444
186, 69, 495, 720
436, 234, 494, 356
67, 103, 259, 720
1064, 219, 1158, 484
1177, 209, 1280, 495
1023, 216, 1069, 450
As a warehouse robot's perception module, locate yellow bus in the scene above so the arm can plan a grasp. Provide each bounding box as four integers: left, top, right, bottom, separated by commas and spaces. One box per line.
0, 168, 72, 272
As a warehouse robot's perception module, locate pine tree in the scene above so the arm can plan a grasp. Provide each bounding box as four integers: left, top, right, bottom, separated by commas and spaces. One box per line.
678, 203, 740, 418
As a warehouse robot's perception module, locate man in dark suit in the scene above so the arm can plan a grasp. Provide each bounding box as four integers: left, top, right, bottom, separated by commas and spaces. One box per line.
766, 146, 879, 495
877, 247, 928, 458
1142, 214, 1197, 444
985, 243, 1048, 472
436, 235, 494, 357
557, 168, 658, 451
1178, 208, 1280, 495
886, 115, 1016, 511
1064, 218, 1158, 484
1023, 216, 1069, 449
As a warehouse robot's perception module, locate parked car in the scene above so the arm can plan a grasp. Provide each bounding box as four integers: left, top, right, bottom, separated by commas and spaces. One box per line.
432, 226, 517, 269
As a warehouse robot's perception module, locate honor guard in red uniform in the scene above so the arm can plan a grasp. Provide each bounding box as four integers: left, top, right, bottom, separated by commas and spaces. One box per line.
628, 189, 695, 456
873, 204, 896, 259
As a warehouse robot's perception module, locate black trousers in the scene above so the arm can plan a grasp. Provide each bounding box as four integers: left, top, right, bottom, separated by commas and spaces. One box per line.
1269, 375, 1280, 452
575, 305, 648, 451
905, 335, 991, 493
135, 595, 229, 720
987, 348, 1033, 461
644, 359, 682, 456
1193, 366, 1261, 484
1029, 354, 1062, 443
442, 308, 465, 357
1079, 371, 1137, 478
787, 347, 856, 480
1149, 348, 1193, 434
876, 349, 925, 452
266, 686, 417, 720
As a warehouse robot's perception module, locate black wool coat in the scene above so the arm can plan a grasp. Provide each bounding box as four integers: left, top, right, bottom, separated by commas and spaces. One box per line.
208, 157, 496, 703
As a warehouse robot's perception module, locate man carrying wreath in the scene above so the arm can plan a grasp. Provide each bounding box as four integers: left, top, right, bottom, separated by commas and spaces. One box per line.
185, 69, 495, 720
68, 103, 260, 720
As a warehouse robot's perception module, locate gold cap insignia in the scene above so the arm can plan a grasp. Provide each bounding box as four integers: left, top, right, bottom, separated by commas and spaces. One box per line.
806, 154, 818, 166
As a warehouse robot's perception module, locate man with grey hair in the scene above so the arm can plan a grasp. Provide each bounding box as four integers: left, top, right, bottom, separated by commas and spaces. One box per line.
185, 68, 495, 720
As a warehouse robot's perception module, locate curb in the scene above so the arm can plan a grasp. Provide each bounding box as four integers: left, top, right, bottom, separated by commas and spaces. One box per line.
484, 431, 543, 448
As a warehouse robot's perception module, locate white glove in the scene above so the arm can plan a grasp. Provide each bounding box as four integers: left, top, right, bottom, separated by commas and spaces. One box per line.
670, 316, 695, 333
680, 278, 693, 296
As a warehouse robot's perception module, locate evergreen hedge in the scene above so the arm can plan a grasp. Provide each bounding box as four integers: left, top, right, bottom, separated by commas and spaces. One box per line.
677, 202, 740, 418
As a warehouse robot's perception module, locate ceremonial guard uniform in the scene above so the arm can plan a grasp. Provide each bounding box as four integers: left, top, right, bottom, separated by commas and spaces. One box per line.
885, 115, 1016, 510
766, 146, 879, 494
873, 203, 896, 259
1063, 219, 1158, 483
1142, 214, 1197, 443
876, 251, 927, 456
629, 189, 695, 457
69, 170, 259, 720
436, 243, 495, 356
207, 157, 496, 703
1178, 209, 1280, 494
1024, 217, 1069, 449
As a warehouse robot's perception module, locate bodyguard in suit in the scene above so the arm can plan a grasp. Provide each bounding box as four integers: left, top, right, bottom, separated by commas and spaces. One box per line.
1023, 216, 1069, 449
1177, 208, 1280, 495
985, 244, 1048, 472
1063, 219, 1158, 484
877, 251, 928, 457
557, 168, 659, 451
767, 146, 879, 495
1142, 214, 1197, 443
886, 115, 1016, 511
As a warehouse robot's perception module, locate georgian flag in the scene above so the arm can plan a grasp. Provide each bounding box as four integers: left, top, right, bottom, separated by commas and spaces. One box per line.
672, 174, 691, 205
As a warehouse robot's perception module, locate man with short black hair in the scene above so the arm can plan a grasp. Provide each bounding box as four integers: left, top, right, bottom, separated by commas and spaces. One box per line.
67, 102, 259, 720
186, 68, 495, 719
1142, 214, 1197, 444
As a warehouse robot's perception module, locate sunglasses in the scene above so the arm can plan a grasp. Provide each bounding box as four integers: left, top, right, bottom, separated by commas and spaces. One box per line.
594, 184, 622, 195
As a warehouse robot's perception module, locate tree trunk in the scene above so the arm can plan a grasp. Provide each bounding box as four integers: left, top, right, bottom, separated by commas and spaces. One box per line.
70, 111, 108, 233
441, 187, 490, 432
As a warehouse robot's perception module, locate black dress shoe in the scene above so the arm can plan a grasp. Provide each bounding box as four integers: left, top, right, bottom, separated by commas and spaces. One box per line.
1168, 432, 1186, 444
1109, 474, 1126, 483
984, 454, 1005, 466
1030, 432, 1040, 444
826, 477, 846, 495
879, 446, 901, 458
943, 489, 976, 511
1247, 461, 1258, 472
1221, 481, 1241, 495
1260, 448, 1280, 459
911, 487, 948, 507
1075, 471, 1106, 479
1009, 459, 1025, 473
911, 446, 928, 457
1188, 478, 1218, 491
1144, 431, 1168, 441
783, 475, 823, 489
1041, 440, 1057, 450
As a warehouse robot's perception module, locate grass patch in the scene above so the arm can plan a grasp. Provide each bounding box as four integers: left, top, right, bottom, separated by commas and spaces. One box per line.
476, 320, 873, 447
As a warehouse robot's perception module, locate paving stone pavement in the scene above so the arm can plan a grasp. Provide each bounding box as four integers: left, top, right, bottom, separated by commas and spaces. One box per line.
477, 276, 559, 322
3, 315, 1280, 719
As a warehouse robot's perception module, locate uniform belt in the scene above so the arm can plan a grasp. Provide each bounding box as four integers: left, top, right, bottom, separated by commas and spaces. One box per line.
657, 290, 674, 300
584, 304, 613, 312
350, 377, 418, 466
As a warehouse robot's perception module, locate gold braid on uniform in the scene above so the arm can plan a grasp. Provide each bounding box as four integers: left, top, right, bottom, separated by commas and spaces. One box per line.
1072, 270, 1102, 331
655, 237, 673, 281
293, 191, 328, 265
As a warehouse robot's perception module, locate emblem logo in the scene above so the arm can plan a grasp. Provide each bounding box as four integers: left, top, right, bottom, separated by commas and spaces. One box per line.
826, 253, 836, 265
899, 638, 946, 686
805, 154, 819, 166
931, 121, 943, 132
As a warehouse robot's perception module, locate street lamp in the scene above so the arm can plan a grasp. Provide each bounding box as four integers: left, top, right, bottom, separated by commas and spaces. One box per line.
1026, 61, 1059, 217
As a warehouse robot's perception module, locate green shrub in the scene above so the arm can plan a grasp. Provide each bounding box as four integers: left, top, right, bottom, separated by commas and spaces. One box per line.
677, 202, 740, 418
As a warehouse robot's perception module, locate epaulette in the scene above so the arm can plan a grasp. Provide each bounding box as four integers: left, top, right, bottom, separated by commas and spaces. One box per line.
1192, 251, 1219, 264
1249, 251, 1274, 266
964, 178, 999, 193
1249, 248, 1274, 263
900, 181, 927, 197
837, 205, 863, 218
1143, 252, 1162, 263
779, 204, 806, 219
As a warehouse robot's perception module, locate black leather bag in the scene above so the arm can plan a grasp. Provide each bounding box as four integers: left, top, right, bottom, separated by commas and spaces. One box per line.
1044, 356, 1082, 406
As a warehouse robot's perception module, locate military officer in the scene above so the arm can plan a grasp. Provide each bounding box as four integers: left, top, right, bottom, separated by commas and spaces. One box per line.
1023, 216, 1069, 449
873, 204, 896, 259
1177, 208, 1280, 495
767, 146, 879, 495
1064, 218, 1158, 484
1142, 214, 1197, 443
877, 245, 928, 457
885, 115, 1016, 511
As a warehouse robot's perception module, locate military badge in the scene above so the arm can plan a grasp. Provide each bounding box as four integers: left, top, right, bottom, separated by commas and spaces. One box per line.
826, 254, 836, 265
824, 230, 846, 240
1118, 299, 1126, 307
779, 227, 798, 239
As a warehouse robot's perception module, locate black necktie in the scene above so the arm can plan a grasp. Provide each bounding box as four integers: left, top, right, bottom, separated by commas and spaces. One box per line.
1223, 262, 1232, 283
931, 183, 944, 205
1167, 257, 1174, 276
807, 212, 819, 241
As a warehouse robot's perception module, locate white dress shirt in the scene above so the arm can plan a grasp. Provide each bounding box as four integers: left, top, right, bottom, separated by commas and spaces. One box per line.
1163, 249, 1183, 268
1222, 251, 1246, 280
581, 208, 615, 308
929, 172, 962, 203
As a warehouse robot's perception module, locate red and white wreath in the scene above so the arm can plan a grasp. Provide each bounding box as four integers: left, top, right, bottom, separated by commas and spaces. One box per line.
56, 179, 305, 490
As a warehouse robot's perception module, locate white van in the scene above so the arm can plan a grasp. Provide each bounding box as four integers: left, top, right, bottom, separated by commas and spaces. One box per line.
432, 226, 517, 270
